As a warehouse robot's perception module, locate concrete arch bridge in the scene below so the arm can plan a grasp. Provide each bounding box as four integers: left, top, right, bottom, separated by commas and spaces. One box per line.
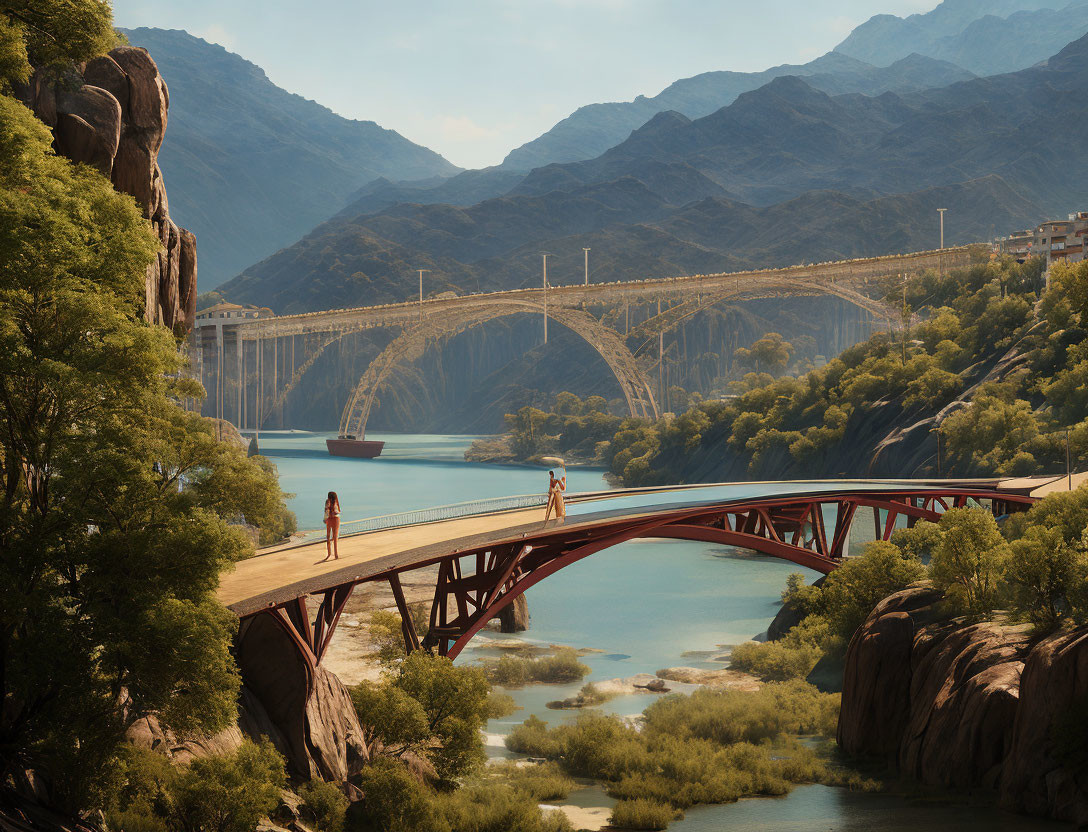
190, 247, 971, 435
219, 474, 1055, 672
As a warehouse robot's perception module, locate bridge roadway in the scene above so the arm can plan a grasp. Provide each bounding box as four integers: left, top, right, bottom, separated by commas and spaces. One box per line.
221, 246, 972, 339
219, 474, 1069, 662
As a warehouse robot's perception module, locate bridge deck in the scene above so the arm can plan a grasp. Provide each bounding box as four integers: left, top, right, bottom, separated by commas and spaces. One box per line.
218, 477, 1069, 617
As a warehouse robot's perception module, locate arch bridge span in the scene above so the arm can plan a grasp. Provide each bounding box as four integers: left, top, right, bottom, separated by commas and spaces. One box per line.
191, 246, 973, 434
219, 474, 1049, 670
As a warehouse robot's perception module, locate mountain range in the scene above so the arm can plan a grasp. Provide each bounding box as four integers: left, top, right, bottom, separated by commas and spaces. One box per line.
218, 32, 1088, 313
120, 28, 459, 287
836, 0, 1088, 72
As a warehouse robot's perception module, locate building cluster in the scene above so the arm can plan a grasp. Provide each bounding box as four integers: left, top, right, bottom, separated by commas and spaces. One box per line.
993, 212, 1088, 267
194, 302, 274, 326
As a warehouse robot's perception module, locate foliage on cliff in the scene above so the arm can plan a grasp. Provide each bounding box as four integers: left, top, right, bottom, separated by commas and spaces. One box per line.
740, 486, 1088, 687
0, 26, 295, 813
601, 256, 1088, 485
0, 0, 118, 89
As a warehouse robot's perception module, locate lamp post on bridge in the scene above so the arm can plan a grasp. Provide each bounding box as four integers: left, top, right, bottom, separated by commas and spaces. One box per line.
417, 269, 430, 323
937, 208, 948, 275
541, 253, 552, 344
583, 248, 590, 286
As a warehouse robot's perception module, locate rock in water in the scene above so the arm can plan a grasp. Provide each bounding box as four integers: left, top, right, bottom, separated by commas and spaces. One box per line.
16, 47, 196, 332
498, 594, 529, 632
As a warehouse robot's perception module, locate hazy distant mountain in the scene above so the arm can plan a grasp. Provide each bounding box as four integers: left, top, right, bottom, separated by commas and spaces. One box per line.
835, 0, 1088, 73
220, 175, 1039, 315
121, 28, 459, 287
499, 52, 973, 172
512, 33, 1088, 212
219, 34, 1088, 314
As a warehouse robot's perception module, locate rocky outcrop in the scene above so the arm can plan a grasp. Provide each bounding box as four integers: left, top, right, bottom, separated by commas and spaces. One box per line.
839, 584, 1088, 825
125, 613, 368, 784
235, 613, 368, 782
16, 47, 196, 332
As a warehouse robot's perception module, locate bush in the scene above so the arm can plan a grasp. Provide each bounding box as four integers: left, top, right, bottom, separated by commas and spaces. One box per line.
728, 639, 822, 681
485, 648, 590, 687
171, 740, 286, 832
484, 761, 575, 802
609, 799, 678, 830
506, 714, 564, 758
299, 779, 349, 832
351, 758, 434, 832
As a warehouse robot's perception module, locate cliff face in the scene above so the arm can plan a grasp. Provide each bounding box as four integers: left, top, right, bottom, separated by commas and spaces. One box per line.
839, 585, 1088, 824
17, 46, 196, 332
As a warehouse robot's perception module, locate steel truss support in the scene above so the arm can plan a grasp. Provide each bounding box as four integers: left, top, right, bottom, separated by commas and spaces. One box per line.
267, 582, 355, 669
249, 486, 1035, 669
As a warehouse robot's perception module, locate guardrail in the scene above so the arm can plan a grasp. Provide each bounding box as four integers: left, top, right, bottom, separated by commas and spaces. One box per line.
299, 492, 552, 542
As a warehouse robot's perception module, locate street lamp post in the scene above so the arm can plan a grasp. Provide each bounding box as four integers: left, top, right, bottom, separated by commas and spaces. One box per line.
417, 269, 430, 323
541, 254, 551, 344
937, 209, 948, 275
583, 247, 591, 286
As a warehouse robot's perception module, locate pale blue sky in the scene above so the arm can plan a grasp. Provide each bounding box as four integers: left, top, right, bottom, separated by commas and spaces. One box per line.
112, 0, 936, 169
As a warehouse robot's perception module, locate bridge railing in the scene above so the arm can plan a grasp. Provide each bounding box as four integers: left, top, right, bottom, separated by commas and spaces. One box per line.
299, 492, 553, 542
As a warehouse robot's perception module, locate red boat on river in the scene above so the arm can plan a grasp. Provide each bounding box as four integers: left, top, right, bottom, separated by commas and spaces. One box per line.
326, 435, 385, 458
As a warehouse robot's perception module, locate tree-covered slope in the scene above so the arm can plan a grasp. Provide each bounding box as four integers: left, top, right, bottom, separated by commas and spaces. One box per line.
600, 255, 1088, 485
120, 28, 460, 287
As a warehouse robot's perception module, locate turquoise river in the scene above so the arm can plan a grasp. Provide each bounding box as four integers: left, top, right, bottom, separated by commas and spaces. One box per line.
257, 430, 1066, 831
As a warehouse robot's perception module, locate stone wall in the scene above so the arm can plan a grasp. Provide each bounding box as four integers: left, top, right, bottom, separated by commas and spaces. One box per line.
17, 46, 197, 331
838, 584, 1088, 824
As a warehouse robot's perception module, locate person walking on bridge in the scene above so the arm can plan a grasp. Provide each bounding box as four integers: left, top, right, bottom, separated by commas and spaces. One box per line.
544, 469, 567, 524
322, 491, 341, 562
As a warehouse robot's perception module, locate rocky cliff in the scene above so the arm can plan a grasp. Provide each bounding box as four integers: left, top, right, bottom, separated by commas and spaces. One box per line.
17, 46, 197, 332
839, 584, 1088, 825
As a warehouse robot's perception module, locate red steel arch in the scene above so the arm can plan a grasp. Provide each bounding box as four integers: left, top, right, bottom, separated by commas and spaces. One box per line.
248, 485, 1036, 664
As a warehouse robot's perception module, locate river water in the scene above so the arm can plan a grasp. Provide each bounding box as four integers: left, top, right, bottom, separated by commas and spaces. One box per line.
257, 430, 1066, 831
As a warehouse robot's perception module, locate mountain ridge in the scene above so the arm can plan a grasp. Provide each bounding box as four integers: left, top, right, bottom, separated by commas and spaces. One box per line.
120, 27, 460, 288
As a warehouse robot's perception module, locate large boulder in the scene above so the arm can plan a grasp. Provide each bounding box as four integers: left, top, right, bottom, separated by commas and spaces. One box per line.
16, 46, 195, 332
839, 584, 1088, 824
1000, 629, 1088, 825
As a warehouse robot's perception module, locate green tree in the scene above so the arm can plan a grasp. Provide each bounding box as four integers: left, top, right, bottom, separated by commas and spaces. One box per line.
0, 0, 118, 88
171, 740, 286, 832
0, 96, 290, 804
1006, 525, 1088, 629
928, 508, 1010, 616
819, 542, 927, 637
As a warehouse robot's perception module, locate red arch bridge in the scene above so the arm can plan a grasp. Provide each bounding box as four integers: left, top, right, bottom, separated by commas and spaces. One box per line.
220, 476, 1071, 668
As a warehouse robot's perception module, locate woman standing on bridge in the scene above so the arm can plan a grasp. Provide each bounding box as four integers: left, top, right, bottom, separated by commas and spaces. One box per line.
322, 491, 341, 562
544, 467, 567, 524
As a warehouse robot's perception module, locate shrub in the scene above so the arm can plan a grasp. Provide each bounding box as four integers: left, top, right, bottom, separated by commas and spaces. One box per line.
298, 779, 349, 832
435, 783, 574, 832
351, 758, 434, 832
171, 740, 286, 832
506, 714, 564, 758
485, 648, 590, 687
486, 761, 575, 801
728, 639, 822, 681
609, 799, 679, 830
